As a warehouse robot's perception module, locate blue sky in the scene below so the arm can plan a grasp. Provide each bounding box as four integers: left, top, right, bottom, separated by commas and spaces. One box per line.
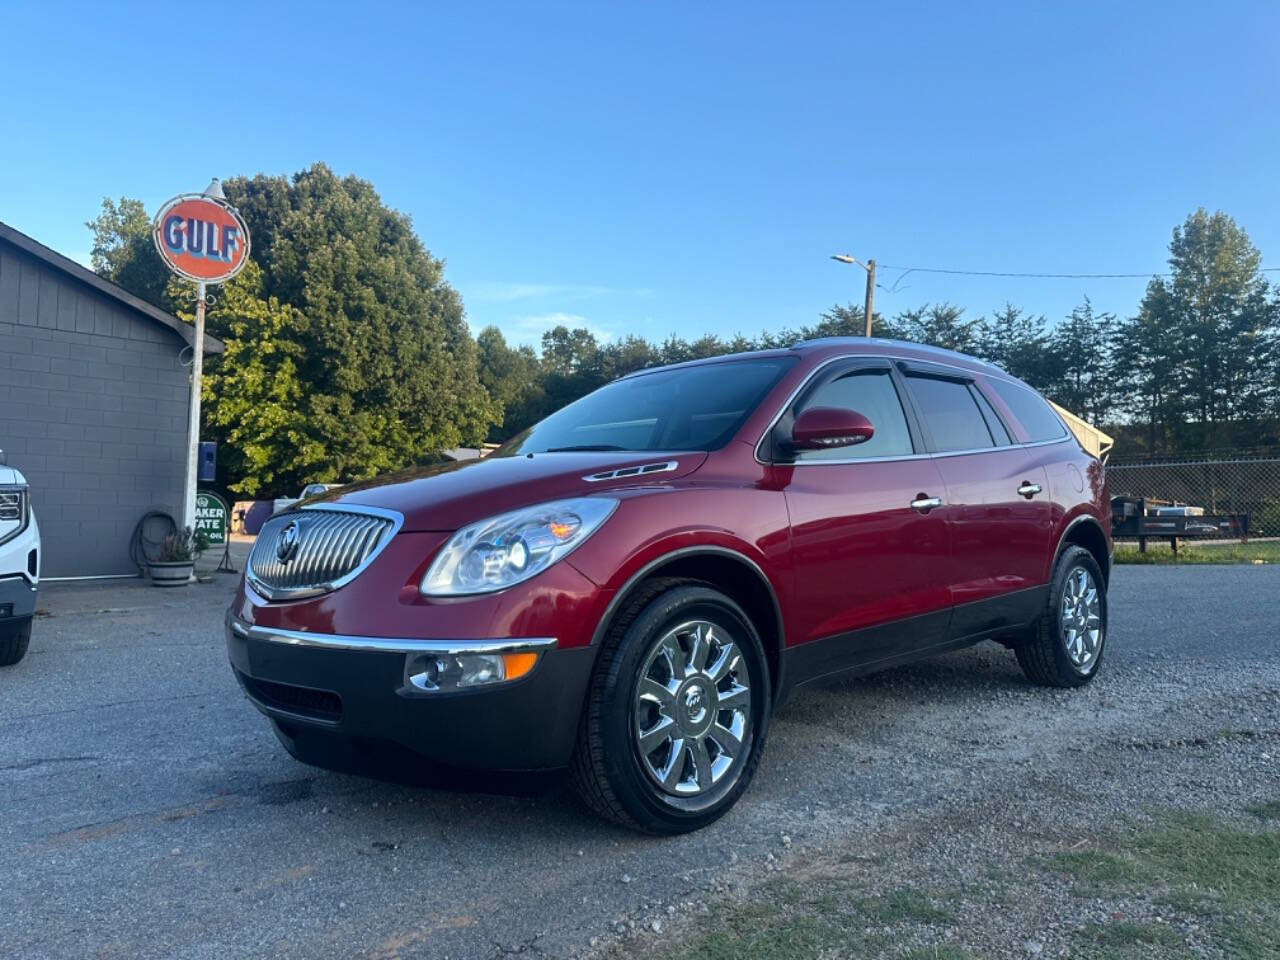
2, 2, 1278, 348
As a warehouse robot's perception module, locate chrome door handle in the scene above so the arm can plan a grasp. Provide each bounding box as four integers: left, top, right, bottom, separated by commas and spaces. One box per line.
910, 495, 943, 513
1017, 482, 1042, 498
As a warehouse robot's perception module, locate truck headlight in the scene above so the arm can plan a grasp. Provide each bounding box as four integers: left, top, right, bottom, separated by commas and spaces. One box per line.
421, 497, 617, 596
0, 485, 28, 546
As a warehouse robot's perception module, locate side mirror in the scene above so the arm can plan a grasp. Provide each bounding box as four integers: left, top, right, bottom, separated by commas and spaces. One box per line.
789, 407, 875, 451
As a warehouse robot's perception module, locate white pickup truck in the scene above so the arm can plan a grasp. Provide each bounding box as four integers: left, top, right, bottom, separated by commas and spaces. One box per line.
0, 449, 39, 666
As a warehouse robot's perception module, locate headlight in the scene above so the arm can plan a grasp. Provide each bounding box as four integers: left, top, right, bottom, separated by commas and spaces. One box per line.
421, 497, 617, 596
0, 484, 28, 546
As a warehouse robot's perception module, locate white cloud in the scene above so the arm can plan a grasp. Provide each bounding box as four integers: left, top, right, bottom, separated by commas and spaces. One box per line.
504, 312, 618, 348
468, 282, 652, 303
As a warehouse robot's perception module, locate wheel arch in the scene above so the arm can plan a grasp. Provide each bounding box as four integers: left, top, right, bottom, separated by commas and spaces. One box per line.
589, 546, 786, 701
1054, 515, 1111, 585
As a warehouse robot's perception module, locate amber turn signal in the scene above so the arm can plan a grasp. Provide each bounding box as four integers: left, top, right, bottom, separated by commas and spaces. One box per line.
501, 651, 539, 680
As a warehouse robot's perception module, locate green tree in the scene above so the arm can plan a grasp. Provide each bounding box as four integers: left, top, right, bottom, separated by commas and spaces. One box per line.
1051, 297, 1118, 425
603, 335, 663, 378
89, 165, 498, 494
475, 326, 544, 441
197, 262, 310, 496
893, 303, 982, 353
1124, 209, 1278, 450
85, 197, 172, 310
977, 303, 1062, 392
537, 325, 609, 421
816, 303, 903, 339
541, 325, 603, 376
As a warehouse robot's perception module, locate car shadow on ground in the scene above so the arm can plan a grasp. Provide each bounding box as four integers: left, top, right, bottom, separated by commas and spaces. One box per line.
256, 644, 1034, 818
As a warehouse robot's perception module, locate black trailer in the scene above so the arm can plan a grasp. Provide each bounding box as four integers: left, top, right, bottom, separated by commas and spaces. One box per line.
1111, 496, 1249, 554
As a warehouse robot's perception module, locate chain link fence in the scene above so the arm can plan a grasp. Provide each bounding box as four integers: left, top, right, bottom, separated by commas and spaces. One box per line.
1107, 449, 1280, 538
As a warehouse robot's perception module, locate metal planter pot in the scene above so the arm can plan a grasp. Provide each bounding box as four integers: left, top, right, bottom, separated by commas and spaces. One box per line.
148, 561, 193, 587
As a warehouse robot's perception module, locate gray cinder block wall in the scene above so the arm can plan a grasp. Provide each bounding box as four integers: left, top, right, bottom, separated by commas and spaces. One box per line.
0, 232, 203, 578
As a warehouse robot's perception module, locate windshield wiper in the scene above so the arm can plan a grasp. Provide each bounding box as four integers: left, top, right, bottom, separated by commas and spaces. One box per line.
544, 444, 628, 452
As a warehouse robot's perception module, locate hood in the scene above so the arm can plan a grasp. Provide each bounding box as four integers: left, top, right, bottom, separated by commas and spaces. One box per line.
0, 466, 19, 485
312, 451, 708, 531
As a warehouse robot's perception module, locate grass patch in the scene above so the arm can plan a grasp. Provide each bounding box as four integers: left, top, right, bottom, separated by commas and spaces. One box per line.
660, 879, 959, 960
1248, 798, 1280, 820
1113, 540, 1280, 565
1076, 919, 1184, 958
1050, 811, 1280, 957
628, 809, 1277, 960
857, 888, 957, 926
662, 905, 844, 960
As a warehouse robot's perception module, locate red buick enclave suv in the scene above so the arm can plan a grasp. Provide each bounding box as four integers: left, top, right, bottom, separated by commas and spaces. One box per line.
228, 339, 1110, 833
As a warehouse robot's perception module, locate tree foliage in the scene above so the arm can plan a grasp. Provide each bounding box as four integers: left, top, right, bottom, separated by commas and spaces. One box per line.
1116, 209, 1278, 449
1052, 297, 1118, 426
477, 211, 1280, 456
88, 165, 497, 495
196, 262, 310, 496
86, 197, 172, 310
90, 187, 1280, 487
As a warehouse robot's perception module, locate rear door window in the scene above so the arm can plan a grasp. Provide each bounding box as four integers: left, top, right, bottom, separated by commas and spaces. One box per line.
904, 374, 996, 452
986, 378, 1067, 442
971, 385, 1012, 445
795, 368, 914, 461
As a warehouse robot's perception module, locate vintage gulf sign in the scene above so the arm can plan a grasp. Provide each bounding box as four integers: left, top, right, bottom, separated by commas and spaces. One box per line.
152, 194, 251, 283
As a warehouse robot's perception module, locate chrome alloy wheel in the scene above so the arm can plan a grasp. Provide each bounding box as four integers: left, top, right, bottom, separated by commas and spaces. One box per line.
1060, 567, 1102, 670
634, 620, 752, 797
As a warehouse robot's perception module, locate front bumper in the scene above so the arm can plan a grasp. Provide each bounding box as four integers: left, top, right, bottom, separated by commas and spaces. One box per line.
227, 617, 594, 771
0, 575, 37, 626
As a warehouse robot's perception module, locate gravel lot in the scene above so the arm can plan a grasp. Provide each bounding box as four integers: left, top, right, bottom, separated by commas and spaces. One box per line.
2, 557, 1277, 959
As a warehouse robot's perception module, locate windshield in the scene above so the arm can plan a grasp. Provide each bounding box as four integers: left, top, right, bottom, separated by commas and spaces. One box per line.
500, 357, 797, 455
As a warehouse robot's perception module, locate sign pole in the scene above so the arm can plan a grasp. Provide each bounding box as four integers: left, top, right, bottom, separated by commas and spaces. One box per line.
153, 178, 250, 585
182, 280, 207, 536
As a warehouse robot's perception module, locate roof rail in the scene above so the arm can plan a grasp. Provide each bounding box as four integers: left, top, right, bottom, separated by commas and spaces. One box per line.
791, 337, 1007, 372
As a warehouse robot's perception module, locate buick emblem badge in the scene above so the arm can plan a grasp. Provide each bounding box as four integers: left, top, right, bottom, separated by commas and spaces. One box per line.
276, 520, 301, 563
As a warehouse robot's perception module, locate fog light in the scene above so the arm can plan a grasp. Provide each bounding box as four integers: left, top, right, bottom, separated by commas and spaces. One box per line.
406, 650, 540, 692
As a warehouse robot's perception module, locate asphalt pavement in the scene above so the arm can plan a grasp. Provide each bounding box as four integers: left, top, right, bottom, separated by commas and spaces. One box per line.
2, 557, 1277, 959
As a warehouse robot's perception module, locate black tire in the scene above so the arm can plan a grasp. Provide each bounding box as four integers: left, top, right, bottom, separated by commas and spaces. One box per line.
1015, 546, 1107, 687
571, 579, 772, 834
0, 617, 31, 667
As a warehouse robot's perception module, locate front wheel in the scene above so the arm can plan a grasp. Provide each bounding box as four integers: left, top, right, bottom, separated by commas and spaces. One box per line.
571, 580, 771, 834
0, 617, 31, 667
1015, 546, 1108, 687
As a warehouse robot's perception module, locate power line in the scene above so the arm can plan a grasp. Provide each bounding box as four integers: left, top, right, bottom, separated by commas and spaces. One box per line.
878, 263, 1280, 280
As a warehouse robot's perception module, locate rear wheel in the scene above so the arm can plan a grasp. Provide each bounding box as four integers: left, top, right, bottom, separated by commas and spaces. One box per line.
1015, 545, 1107, 687
571, 580, 771, 834
0, 617, 31, 667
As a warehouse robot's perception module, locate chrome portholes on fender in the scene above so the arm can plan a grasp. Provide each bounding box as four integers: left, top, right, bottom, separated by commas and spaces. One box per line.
633, 619, 752, 798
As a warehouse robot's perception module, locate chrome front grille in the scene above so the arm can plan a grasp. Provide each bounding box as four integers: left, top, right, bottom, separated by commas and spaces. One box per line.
247, 506, 401, 601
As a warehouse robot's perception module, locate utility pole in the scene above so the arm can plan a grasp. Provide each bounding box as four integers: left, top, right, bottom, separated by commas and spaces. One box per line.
862, 259, 876, 337
830, 254, 876, 336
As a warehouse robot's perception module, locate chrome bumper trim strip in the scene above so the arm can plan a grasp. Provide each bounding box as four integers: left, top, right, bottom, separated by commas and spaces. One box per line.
232, 619, 557, 656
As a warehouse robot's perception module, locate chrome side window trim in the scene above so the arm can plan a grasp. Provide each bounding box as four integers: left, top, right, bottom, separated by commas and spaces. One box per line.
753, 351, 1072, 467
245, 503, 405, 602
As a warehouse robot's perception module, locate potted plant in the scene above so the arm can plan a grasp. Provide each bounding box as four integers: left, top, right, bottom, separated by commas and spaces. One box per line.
148, 526, 208, 587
